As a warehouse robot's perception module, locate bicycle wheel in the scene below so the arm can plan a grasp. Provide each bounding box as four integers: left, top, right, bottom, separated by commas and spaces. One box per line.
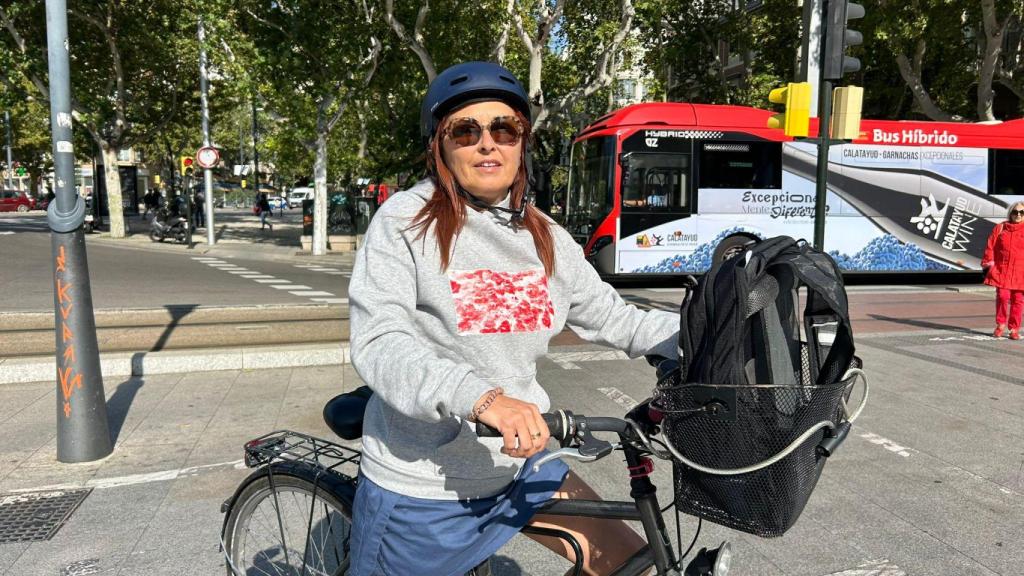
224, 470, 353, 576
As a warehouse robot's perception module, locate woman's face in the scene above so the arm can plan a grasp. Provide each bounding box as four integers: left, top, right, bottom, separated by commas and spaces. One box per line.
440, 100, 523, 204
1012, 203, 1024, 223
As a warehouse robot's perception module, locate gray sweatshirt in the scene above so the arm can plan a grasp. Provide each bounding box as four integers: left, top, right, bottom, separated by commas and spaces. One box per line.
349, 179, 679, 500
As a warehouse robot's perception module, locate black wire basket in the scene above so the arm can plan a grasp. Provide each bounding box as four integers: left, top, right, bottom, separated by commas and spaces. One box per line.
654, 351, 862, 538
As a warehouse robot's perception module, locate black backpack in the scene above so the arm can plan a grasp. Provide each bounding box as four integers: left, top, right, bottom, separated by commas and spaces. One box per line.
655, 235, 861, 537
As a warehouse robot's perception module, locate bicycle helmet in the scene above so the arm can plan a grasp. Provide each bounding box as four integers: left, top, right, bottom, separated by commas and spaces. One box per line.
420, 61, 531, 146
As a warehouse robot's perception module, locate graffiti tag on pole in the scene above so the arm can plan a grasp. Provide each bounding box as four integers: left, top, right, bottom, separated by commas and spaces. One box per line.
54, 245, 81, 417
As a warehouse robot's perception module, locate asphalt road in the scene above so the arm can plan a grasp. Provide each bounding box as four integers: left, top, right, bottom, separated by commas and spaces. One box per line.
0, 212, 350, 312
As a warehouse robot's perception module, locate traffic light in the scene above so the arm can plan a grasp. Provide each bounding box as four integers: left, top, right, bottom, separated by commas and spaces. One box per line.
767, 82, 811, 137
179, 156, 194, 177
831, 86, 864, 140
823, 0, 864, 80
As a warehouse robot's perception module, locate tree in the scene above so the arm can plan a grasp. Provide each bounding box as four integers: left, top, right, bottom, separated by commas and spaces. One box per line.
384, 0, 638, 208
240, 0, 382, 255
0, 1, 201, 237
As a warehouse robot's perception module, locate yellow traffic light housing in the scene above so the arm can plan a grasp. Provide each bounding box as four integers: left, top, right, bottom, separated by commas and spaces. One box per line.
180, 156, 194, 177
767, 82, 811, 138
831, 85, 864, 140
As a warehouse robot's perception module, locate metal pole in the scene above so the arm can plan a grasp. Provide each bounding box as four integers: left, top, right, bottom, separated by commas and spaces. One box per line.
813, 0, 833, 251
4, 111, 13, 189
199, 16, 215, 246
250, 95, 260, 198
800, 0, 824, 116
44, 0, 112, 463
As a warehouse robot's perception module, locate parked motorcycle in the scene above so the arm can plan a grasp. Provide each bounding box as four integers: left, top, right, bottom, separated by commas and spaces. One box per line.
149, 207, 188, 243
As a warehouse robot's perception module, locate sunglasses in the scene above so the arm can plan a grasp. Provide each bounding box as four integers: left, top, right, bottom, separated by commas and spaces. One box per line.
1013, 209, 1024, 216
444, 116, 524, 148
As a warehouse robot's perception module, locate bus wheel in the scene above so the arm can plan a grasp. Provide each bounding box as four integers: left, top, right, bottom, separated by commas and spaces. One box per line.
713, 233, 759, 263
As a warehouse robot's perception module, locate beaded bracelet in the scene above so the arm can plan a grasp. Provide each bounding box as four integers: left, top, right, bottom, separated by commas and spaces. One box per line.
471, 387, 504, 421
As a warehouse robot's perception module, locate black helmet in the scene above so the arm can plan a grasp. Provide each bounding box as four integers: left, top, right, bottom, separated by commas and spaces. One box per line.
420, 61, 531, 145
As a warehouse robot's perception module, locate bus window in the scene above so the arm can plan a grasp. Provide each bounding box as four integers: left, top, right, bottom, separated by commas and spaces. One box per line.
620, 153, 690, 211
567, 136, 615, 238
990, 149, 1024, 195
698, 141, 782, 189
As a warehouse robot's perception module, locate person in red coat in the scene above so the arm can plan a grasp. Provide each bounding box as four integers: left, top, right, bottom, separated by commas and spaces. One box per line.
982, 202, 1024, 339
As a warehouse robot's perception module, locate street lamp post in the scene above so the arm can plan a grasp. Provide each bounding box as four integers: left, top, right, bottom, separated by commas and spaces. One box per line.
44, 0, 112, 463
4, 111, 13, 189
199, 16, 215, 246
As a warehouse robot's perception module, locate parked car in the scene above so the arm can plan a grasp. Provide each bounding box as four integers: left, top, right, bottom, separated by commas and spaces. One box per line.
0, 189, 35, 212
288, 187, 314, 208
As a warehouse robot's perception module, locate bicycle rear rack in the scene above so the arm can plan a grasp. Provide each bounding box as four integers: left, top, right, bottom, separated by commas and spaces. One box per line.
243, 430, 361, 480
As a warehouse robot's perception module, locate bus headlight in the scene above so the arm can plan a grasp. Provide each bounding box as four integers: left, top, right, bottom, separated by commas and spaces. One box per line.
587, 235, 613, 257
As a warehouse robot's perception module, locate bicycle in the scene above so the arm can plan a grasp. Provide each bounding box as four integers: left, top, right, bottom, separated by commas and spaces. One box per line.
220, 358, 737, 576
220, 357, 866, 576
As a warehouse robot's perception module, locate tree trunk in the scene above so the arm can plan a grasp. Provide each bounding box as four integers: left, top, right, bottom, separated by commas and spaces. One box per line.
101, 145, 126, 238
312, 132, 329, 256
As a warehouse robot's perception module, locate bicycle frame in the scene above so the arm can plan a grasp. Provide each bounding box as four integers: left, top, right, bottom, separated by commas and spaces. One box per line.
528, 441, 682, 576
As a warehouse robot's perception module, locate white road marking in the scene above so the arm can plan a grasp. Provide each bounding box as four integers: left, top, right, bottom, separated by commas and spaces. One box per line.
0, 231, 17, 235
293, 264, 320, 268
929, 334, 998, 342
598, 387, 640, 410
191, 257, 220, 261
8, 459, 246, 493
824, 559, 905, 576
239, 274, 269, 278
860, 432, 912, 458
308, 267, 340, 272
312, 297, 348, 304
547, 350, 630, 370
227, 270, 254, 274
289, 290, 334, 297
270, 284, 312, 290
255, 279, 289, 284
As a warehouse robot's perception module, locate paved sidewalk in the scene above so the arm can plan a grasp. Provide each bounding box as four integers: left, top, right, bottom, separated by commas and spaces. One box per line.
1, 326, 1022, 575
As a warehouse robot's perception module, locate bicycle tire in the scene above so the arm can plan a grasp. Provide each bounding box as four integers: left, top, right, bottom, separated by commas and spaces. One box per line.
223, 467, 354, 576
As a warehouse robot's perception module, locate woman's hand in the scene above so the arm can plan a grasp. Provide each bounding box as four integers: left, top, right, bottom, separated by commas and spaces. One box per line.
473, 392, 550, 458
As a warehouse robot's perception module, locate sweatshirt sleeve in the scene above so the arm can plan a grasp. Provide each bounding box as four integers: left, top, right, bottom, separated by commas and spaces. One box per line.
563, 239, 679, 359
348, 213, 493, 422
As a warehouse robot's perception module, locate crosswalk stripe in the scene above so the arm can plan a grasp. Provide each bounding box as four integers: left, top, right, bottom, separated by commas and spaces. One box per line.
289, 290, 335, 297
228, 270, 254, 274
254, 279, 289, 284
270, 284, 312, 290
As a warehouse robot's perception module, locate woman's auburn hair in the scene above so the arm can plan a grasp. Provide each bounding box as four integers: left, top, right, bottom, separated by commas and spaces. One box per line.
409, 109, 556, 276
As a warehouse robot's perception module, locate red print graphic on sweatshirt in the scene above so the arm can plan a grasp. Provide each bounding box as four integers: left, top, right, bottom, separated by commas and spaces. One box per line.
449, 269, 554, 334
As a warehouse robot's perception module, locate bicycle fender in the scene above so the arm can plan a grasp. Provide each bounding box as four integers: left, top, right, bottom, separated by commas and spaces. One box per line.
219, 460, 356, 540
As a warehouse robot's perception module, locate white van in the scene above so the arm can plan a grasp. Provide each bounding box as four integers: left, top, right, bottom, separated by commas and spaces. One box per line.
288, 187, 314, 208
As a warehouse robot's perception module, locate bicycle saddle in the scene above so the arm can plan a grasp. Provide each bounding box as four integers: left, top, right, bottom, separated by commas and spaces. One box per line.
322, 386, 373, 440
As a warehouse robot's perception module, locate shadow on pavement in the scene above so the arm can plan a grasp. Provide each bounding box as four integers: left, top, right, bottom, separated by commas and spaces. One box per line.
866, 313, 988, 333
107, 375, 145, 445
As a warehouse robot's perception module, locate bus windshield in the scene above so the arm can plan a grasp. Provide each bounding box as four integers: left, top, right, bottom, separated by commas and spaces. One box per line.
566, 136, 615, 239
620, 153, 690, 210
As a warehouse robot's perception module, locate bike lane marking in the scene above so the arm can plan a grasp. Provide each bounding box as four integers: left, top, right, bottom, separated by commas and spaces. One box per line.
8, 459, 246, 493
823, 559, 906, 576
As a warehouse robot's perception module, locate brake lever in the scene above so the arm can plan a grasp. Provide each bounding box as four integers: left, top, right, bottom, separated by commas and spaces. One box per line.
531, 447, 598, 472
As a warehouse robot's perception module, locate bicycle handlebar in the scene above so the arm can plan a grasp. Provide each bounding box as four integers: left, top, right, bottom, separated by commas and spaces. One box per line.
474, 411, 630, 444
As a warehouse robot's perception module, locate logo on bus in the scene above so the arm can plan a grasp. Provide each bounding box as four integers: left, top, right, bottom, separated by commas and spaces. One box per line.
910, 193, 980, 251
636, 234, 664, 248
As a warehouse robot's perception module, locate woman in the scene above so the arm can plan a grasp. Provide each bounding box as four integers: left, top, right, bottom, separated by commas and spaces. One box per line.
983, 202, 1024, 339
256, 193, 273, 231
348, 62, 678, 576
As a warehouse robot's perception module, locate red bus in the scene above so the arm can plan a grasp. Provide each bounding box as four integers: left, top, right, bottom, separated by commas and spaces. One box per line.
564, 102, 1024, 275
